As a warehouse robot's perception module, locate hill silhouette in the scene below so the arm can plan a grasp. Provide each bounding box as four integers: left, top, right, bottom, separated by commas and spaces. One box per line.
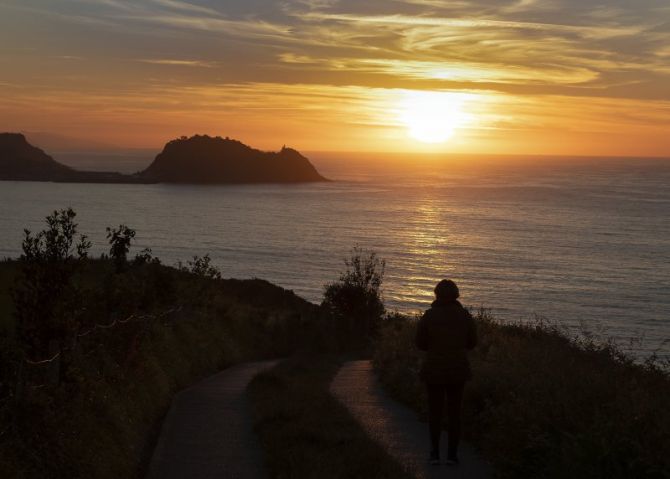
0, 133, 135, 183
0, 133, 74, 181
140, 135, 327, 183
0, 133, 327, 184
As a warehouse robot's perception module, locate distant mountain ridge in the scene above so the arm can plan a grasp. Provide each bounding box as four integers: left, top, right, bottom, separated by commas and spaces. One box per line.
0, 133, 327, 184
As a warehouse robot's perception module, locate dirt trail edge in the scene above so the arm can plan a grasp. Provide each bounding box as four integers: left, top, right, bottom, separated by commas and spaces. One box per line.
147, 360, 278, 479
330, 360, 491, 479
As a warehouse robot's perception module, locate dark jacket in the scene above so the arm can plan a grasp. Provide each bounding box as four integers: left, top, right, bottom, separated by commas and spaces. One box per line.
416, 299, 477, 384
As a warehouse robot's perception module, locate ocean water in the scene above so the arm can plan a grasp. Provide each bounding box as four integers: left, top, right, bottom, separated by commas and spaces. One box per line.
1, 153, 669, 358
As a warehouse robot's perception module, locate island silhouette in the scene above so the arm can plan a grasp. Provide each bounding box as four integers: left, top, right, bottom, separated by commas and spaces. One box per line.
0, 133, 327, 184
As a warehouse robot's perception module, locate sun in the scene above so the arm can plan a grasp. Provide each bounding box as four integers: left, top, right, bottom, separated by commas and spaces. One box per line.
399, 91, 470, 144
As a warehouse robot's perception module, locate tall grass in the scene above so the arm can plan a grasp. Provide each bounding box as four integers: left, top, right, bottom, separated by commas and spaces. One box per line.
373, 312, 670, 479
0, 260, 318, 478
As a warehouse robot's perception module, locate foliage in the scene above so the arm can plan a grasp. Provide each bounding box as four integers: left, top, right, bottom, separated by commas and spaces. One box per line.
132, 248, 159, 267
96, 259, 175, 319
174, 255, 223, 308
322, 247, 385, 345
106, 225, 136, 271
11, 208, 91, 357
182, 254, 221, 280
248, 355, 412, 479
373, 313, 670, 479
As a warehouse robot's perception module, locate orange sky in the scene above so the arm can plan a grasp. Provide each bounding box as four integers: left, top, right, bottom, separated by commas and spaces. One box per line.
1, 0, 669, 156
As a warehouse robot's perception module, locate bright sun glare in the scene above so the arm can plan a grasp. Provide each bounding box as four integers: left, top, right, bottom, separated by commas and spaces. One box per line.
399, 91, 470, 144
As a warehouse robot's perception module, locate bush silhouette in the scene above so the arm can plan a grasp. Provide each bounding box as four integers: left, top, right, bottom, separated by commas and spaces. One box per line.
182, 254, 221, 280
106, 225, 136, 271
12, 208, 91, 357
322, 247, 385, 346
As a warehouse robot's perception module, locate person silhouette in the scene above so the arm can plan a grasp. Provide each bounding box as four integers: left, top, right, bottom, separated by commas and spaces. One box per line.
415, 279, 477, 466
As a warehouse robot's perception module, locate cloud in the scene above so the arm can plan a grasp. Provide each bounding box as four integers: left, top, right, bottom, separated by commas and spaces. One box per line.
279, 54, 600, 85
136, 58, 217, 67
297, 11, 644, 39
119, 13, 292, 39
54, 55, 85, 61
2, 2, 666, 97
148, 0, 221, 16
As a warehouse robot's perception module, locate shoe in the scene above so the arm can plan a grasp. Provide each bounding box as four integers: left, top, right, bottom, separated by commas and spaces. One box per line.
445, 456, 459, 466
429, 449, 440, 465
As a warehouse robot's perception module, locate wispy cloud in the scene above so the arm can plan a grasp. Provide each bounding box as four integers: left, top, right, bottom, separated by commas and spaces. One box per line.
297, 11, 645, 39
136, 58, 217, 67
279, 54, 600, 85
119, 13, 292, 39
148, 0, 221, 16
54, 55, 85, 61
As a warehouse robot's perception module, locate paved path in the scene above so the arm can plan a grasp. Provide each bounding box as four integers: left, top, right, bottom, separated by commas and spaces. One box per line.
147, 361, 278, 479
331, 360, 491, 479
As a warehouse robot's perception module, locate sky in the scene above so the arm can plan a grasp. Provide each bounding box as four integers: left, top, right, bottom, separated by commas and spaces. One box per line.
0, 0, 669, 156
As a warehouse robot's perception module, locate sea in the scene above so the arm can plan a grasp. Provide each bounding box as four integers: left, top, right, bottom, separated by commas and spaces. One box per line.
1, 151, 669, 359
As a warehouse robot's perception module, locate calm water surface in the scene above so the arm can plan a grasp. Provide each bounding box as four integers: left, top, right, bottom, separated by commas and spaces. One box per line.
1, 154, 669, 358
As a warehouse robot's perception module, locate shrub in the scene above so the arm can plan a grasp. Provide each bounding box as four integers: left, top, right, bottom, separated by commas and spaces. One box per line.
182, 254, 221, 280
106, 225, 136, 272
176, 255, 223, 307
133, 248, 159, 267
322, 247, 385, 346
12, 208, 91, 357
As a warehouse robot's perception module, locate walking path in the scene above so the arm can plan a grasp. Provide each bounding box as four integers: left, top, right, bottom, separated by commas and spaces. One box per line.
147, 361, 278, 479
330, 360, 491, 479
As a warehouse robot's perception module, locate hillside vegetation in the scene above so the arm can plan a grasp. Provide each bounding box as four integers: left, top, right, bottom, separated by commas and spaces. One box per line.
373, 312, 670, 479
0, 209, 319, 478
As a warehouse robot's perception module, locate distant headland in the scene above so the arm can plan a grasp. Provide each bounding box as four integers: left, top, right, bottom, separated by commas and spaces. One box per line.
0, 133, 327, 184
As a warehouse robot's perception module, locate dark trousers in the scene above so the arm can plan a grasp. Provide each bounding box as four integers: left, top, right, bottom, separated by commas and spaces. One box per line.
426, 382, 465, 458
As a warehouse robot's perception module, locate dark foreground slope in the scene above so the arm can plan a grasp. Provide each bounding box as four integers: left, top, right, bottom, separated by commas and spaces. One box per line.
0, 133, 327, 184
0, 259, 319, 479
140, 135, 327, 183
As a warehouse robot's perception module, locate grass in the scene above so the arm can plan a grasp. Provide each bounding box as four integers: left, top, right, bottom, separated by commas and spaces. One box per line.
247, 355, 413, 479
0, 259, 318, 478
373, 312, 670, 479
